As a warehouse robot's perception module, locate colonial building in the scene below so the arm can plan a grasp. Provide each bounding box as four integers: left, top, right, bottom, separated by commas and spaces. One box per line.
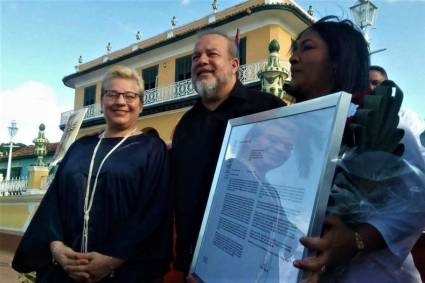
0, 143, 57, 181
61, 0, 313, 141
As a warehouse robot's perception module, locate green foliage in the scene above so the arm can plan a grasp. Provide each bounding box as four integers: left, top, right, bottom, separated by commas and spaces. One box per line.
345, 80, 404, 155
18, 272, 36, 283
328, 81, 408, 221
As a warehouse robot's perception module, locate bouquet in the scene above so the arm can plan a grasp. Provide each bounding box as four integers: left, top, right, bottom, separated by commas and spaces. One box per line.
327, 80, 425, 224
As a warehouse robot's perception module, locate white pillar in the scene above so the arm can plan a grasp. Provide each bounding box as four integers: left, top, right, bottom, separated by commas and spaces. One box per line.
6, 140, 14, 181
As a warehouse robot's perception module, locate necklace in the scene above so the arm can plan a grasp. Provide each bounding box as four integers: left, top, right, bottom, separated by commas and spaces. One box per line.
81, 127, 138, 253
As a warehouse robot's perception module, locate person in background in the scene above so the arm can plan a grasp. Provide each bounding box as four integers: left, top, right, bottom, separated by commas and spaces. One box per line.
369, 65, 388, 92
369, 65, 425, 165
289, 16, 425, 282
13, 65, 172, 283
171, 30, 285, 281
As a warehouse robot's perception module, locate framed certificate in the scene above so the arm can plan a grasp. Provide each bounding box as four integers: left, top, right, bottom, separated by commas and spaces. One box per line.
190, 92, 352, 282
50, 107, 87, 168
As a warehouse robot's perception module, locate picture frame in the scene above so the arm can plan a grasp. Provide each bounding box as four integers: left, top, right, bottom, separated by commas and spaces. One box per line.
190, 92, 352, 283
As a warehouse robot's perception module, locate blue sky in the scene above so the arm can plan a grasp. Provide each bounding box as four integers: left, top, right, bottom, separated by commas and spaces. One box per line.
1, 0, 424, 144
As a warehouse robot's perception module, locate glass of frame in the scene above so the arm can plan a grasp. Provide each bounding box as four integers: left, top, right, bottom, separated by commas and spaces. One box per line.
50, 108, 87, 168
190, 92, 352, 283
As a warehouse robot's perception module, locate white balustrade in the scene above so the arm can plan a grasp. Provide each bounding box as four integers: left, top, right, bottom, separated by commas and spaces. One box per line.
60, 61, 270, 126
238, 61, 267, 84
0, 178, 28, 196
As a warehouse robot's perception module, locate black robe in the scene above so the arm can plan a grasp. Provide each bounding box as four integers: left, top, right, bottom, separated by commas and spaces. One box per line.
12, 133, 172, 283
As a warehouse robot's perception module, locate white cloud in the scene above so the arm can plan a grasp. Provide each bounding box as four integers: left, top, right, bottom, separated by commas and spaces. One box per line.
0, 81, 72, 145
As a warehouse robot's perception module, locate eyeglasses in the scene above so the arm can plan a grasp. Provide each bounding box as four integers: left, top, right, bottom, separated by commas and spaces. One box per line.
103, 90, 139, 102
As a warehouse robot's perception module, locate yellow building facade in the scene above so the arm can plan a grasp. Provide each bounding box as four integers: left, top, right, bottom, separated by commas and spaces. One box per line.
62, 0, 313, 141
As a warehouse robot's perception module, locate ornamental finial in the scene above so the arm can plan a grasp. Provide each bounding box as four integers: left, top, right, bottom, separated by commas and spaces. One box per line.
171, 16, 177, 29
33, 123, 49, 166
268, 39, 280, 53
258, 39, 293, 104
106, 42, 112, 53
212, 0, 218, 13
307, 5, 314, 16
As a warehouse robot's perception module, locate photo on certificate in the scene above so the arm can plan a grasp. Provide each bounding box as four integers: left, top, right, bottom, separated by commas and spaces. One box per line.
191, 92, 352, 283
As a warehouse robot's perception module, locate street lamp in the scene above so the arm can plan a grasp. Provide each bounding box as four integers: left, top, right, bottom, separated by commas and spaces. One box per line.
6, 120, 18, 181
350, 0, 385, 55
350, 0, 378, 30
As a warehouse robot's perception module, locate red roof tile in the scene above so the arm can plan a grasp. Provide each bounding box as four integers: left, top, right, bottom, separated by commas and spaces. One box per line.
0, 143, 58, 161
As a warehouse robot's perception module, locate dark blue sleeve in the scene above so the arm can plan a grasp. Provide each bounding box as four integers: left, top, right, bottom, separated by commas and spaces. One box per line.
12, 143, 76, 273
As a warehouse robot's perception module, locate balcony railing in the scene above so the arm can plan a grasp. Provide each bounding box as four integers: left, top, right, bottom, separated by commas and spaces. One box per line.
60, 61, 268, 127
0, 177, 51, 197
0, 178, 28, 196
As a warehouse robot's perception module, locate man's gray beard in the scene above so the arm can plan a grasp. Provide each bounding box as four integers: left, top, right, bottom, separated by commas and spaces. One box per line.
194, 78, 218, 101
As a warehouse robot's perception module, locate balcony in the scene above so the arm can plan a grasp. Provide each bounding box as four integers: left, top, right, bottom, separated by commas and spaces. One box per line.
60, 61, 269, 127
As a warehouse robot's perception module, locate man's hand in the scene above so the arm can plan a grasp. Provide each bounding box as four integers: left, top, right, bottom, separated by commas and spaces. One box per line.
50, 241, 91, 282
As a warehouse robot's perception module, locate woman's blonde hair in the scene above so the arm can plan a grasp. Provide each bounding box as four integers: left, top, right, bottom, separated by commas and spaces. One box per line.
101, 65, 145, 102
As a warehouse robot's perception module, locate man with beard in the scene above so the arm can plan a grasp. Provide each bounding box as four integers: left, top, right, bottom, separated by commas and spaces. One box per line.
171, 30, 285, 279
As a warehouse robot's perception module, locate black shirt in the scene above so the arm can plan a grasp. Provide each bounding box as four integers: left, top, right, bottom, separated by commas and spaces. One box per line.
171, 80, 285, 272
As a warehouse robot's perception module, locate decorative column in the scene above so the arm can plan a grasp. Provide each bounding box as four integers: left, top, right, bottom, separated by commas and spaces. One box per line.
33, 123, 48, 166
257, 39, 295, 105
28, 124, 49, 190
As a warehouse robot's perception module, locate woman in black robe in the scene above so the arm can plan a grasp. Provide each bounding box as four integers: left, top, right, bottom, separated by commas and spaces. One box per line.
13, 65, 172, 283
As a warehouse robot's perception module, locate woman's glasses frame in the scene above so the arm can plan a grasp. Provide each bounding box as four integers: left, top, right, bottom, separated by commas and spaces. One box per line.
103, 90, 139, 103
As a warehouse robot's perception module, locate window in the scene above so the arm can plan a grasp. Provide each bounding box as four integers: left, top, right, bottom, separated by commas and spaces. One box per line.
0, 169, 6, 179
175, 54, 192, 82
238, 37, 247, 66
84, 85, 96, 106
142, 65, 159, 90
0, 167, 21, 179
11, 167, 21, 179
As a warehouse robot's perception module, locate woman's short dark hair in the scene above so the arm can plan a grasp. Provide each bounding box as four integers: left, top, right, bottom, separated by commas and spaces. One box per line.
298, 16, 370, 95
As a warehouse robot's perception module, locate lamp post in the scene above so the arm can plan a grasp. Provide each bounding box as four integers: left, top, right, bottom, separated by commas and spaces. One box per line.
350, 0, 386, 55
350, 0, 378, 30
6, 120, 18, 181
350, 0, 378, 41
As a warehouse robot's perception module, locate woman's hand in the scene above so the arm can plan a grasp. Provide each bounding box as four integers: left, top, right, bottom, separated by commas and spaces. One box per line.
293, 215, 358, 281
50, 241, 91, 282
293, 215, 386, 282
64, 252, 124, 282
